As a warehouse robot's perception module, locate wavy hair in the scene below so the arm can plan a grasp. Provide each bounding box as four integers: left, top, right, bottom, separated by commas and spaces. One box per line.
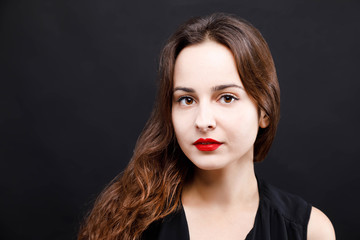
78, 13, 280, 240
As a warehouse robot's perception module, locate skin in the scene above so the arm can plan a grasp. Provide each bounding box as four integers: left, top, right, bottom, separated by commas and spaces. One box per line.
171, 40, 335, 239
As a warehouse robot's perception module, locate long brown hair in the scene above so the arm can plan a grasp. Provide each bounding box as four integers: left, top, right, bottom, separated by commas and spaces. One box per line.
78, 13, 280, 240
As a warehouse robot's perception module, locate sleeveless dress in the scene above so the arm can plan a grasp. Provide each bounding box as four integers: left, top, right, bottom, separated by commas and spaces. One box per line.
141, 178, 312, 240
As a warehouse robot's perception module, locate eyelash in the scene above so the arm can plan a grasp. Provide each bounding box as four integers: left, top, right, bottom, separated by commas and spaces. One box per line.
176, 94, 239, 105
177, 96, 195, 105
219, 94, 239, 103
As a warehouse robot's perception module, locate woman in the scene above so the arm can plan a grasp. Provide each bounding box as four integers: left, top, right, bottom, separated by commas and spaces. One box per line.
78, 13, 335, 240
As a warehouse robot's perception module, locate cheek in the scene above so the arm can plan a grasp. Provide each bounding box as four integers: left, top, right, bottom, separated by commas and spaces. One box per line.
172, 109, 191, 141
219, 107, 259, 143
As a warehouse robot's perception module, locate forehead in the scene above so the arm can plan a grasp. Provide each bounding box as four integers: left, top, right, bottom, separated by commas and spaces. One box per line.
173, 40, 242, 88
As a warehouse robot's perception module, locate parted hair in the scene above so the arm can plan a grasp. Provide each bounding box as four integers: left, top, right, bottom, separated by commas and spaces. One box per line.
78, 12, 280, 240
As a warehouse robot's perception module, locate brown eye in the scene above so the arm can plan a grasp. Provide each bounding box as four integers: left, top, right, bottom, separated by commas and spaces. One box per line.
179, 96, 195, 105
185, 97, 193, 105
224, 96, 233, 103
219, 94, 238, 104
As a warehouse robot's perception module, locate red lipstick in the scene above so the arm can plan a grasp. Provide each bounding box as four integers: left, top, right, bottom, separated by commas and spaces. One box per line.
193, 138, 222, 151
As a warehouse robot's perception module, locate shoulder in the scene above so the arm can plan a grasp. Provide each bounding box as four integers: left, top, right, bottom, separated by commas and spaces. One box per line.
307, 206, 336, 240
260, 179, 312, 226
259, 179, 335, 239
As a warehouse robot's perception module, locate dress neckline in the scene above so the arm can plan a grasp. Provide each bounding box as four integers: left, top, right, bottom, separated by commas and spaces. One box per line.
179, 176, 263, 240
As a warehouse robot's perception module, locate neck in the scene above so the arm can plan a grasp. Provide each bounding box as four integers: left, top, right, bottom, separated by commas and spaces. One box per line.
182, 159, 258, 208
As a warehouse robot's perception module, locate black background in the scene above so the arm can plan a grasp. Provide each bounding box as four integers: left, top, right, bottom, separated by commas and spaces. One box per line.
1, 0, 359, 239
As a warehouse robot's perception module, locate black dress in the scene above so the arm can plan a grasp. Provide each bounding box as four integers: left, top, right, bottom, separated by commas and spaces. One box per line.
141, 178, 312, 240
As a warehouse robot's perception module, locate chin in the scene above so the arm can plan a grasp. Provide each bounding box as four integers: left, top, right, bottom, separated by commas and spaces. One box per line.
194, 164, 225, 171
188, 156, 229, 171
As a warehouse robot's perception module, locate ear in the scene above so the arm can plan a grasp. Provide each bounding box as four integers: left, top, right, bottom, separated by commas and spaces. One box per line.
259, 110, 269, 128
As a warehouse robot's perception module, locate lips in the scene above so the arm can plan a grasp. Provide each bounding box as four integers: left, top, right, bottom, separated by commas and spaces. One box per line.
193, 138, 222, 151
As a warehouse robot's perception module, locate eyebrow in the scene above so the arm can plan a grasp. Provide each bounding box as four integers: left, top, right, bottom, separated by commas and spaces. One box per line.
173, 87, 195, 93
173, 84, 243, 93
212, 84, 244, 91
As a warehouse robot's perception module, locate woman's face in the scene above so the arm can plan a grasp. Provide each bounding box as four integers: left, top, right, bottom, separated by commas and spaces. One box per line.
172, 40, 268, 171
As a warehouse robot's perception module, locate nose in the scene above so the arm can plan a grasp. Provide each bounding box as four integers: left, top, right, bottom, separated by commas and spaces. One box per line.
195, 103, 216, 132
